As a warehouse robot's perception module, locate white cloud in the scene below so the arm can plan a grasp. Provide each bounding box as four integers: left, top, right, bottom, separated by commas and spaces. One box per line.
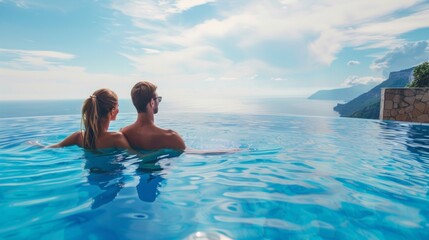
6, 1, 425, 99
219, 77, 237, 81
176, 0, 216, 11
111, 1, 171, 20
11, 1, 429, 101
347, 60, 360, 66
345, 8, 429, 51
102, 0, 429, 101
121, 44, 288, 84
111, 0, 216, 20
307, 1, 429, 65
0, 65, 138, 100
0, 48, 74, 60
370, 40, 429, 76
308, 29, 344, 65
353, 8, 429, 39
249, 74, 258, 80
204, 77, 216, 82
0, 48, 137, 100
279, 0, 298, 5
7, 0, 28, 8
112, 0, 429, 71
0, 48, 75, 69
342, 75, 384, 87
142, 48, 161, 54
121, 45, 233, 77
7, 1, 109, 12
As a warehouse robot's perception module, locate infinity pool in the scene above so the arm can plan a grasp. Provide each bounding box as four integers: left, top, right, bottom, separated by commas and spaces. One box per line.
1, 112, 428, 239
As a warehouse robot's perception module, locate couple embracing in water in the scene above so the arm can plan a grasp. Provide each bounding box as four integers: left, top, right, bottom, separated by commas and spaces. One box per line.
45, 81, 235, 155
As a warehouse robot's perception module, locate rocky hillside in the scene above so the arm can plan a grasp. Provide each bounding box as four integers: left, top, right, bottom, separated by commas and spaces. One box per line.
334, 67, 414, 119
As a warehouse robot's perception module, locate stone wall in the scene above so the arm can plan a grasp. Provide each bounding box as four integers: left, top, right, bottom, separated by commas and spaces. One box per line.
380, 88, 429, 123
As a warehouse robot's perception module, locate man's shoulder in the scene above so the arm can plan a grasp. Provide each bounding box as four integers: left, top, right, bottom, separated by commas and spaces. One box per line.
156, 128, 179, 137
153, 128, 186, 150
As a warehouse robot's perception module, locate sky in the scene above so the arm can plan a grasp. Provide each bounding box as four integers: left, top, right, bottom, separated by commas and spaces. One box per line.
1, 0, 429, 101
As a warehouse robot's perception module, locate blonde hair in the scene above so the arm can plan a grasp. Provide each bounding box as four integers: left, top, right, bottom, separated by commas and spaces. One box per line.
131, 81, 157, 113
81, 88, 118, 149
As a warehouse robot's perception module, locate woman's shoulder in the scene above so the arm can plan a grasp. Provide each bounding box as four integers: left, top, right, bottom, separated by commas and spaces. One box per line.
97, 131, 126, 144
69, 131, 84, 141
94, 131, 130, 150
73, 131, 84, 147
107, 131, 131, 149
74, 130, 84, 136
96, 131, 122, 142
106, 131, 129, 144
107, 131, 126, 138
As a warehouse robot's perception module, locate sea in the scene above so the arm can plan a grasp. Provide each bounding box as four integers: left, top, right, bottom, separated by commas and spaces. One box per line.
3, 97, 428, 239
0, 97, 341, 119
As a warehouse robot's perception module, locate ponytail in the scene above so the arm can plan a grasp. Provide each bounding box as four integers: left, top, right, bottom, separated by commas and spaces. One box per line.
81, 89, 118, 150
82, 95, 99, 149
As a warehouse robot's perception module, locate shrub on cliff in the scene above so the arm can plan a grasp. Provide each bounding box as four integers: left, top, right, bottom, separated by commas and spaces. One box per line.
409, 61, 429, 87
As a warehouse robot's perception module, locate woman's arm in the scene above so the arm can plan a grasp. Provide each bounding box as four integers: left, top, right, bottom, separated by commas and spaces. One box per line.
29, 131, 82, 148
48, 131, 81, 148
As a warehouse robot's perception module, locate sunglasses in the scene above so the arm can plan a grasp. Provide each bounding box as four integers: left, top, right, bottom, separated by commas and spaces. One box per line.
153, 96, 162, 102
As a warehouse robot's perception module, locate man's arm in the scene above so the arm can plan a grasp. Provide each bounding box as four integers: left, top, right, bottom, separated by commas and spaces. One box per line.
159, 130, 186, 150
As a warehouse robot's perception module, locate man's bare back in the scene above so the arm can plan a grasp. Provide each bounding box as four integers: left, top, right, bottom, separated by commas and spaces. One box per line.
121, 122, 185, 150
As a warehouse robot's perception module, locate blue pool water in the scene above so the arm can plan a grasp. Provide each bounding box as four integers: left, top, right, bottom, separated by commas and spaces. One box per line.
1, 111, 429, 239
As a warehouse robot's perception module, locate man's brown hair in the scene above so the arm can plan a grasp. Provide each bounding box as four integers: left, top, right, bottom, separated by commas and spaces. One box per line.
131, 81, 157, 113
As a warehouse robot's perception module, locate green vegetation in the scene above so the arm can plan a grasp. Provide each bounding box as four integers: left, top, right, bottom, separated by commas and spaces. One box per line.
350, 102, 380, 119
408, 62, 429, 87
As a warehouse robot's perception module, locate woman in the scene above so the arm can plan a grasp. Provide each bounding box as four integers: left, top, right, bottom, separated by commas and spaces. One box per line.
48, 88, 131, 150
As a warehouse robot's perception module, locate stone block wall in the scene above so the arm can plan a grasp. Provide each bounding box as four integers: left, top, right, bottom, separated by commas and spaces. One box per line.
380, 88, 429, 123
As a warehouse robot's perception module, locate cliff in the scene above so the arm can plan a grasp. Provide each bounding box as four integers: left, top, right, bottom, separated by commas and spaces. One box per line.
308, 84, 376, 101
334, 67, 414, 119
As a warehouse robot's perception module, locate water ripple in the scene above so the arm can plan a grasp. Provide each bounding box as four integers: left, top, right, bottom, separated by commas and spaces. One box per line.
1, 114, 429, 239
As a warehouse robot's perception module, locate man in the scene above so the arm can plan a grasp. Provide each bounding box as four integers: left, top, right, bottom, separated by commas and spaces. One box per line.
121, 81, 186, 150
